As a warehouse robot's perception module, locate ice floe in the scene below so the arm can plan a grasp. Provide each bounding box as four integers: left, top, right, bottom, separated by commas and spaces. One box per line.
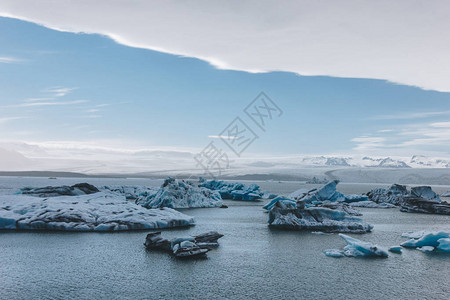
388, 246, 403, 254
268, 200, 373, 233
198, 179, 270, 201
368, 185, 450, 215
145, 231, 223, 258
136, 178, 223, 208
400, 231, 450, 252
0, 192, 194, 231
19, 183, 99, 197
324, 234, 388, 258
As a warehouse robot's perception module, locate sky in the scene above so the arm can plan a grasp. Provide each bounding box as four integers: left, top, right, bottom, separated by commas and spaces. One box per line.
0, 1, 449, 173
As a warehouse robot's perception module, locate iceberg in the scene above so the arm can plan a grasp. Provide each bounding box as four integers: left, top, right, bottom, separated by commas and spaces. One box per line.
442, 191, 450, 197
368, 184, 450, 215
19, 183, 99, 197
198, 179, 265, 201
400, 231, 450, 251
388, 246, 402, 253
268, 201, 373, 233
288, 188, 316, 201
300, 180, 346, 204
343, 194, 370, 203
144, 231, 223, 258
418, 246, 435, 252
437, 238, 450, 252
339, 234, 388, 257
348, 201, 396, 208
262, 196, 296, 211
100, 185, 158, 201
323, 249, 345, 258
367, 184, 409, 205
136, 178, 223, 208
0, 192, 194, 231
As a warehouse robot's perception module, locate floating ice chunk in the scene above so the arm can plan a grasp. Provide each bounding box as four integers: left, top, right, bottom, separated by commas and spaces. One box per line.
19, 183, 99, 197
100, 185, 158, 201
348, 201, 396, 208
301, 180, 345, 204
367, 184, 408, 205
288, 188, 316, 201
410, 186, 440, 203
401, 230, 428, 239
0, 193, 194, 231
339, 234, 388, 258
437, 238, 450, 252
262, 196, 296, 211
442, 191, 450, 197
418, 246, 435, 252
137, 178, 223, 208
268, 201, 373, 233
401, 231, 450, 248
388, 246, 403, 254
199, 179, 265, 201
343, 194, 369, 203
324, 249, 344, 258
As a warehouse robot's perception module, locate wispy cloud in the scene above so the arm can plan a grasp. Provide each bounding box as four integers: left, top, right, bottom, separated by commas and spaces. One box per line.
0, 116, 26, 124
15, 100, 88, 107
0, 56, 22, 63
369, 110, 450, 120
45, 87, 77, 97
208, 135, 238, 140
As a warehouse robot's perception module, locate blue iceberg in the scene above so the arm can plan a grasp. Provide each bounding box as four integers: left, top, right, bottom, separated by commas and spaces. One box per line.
338, 234, 388, 257
401, 231, 450, 252
198, 179, 266, 201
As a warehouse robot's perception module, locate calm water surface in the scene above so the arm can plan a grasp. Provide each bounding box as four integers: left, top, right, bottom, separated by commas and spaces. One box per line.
0, 177, 449, 299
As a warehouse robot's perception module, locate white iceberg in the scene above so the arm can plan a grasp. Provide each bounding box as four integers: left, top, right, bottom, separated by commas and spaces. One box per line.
437, 238, 450, 252
400, 231, 450, 252
323, 249, 345, 258
0, 192, 194, 231
136, 178, 223, 208
100, 185, 158, 201
442, 191, 450, 197
338, 234, 388, 257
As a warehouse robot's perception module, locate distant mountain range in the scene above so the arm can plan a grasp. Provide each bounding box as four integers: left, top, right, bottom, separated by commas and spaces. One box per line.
301, 155, 450, 168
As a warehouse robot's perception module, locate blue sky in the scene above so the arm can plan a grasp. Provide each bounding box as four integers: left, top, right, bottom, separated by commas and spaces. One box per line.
0, 16, 449, 163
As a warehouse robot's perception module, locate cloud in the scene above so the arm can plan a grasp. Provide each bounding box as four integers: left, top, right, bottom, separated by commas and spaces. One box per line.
0, 56, 21, 63
369, 110, 450, 120
44, 87, 76, 97
0, 116, 25, 124
14, 99, 88, 107
0, 1, 450, 91
352, 122, 450, 155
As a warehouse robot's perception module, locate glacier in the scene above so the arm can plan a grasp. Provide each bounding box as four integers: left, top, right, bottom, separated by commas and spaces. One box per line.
324, 234, 388, 258
268, 200, 373, 233
0, 192, 195, 231
136, 178, 223, 208
400, 231, 450, 252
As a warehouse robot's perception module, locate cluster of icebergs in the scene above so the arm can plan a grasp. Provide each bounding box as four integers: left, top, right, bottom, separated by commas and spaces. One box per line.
324, 231, 450, 258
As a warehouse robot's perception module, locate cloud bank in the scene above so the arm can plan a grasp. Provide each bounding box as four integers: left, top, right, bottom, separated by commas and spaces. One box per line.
0, 0, 449, 91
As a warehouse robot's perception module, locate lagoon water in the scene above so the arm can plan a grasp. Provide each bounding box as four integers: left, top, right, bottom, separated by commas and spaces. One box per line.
1, 177, 449, 299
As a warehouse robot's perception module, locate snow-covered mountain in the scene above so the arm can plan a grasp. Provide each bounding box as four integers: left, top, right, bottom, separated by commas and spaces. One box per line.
300, 155, 449, 168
